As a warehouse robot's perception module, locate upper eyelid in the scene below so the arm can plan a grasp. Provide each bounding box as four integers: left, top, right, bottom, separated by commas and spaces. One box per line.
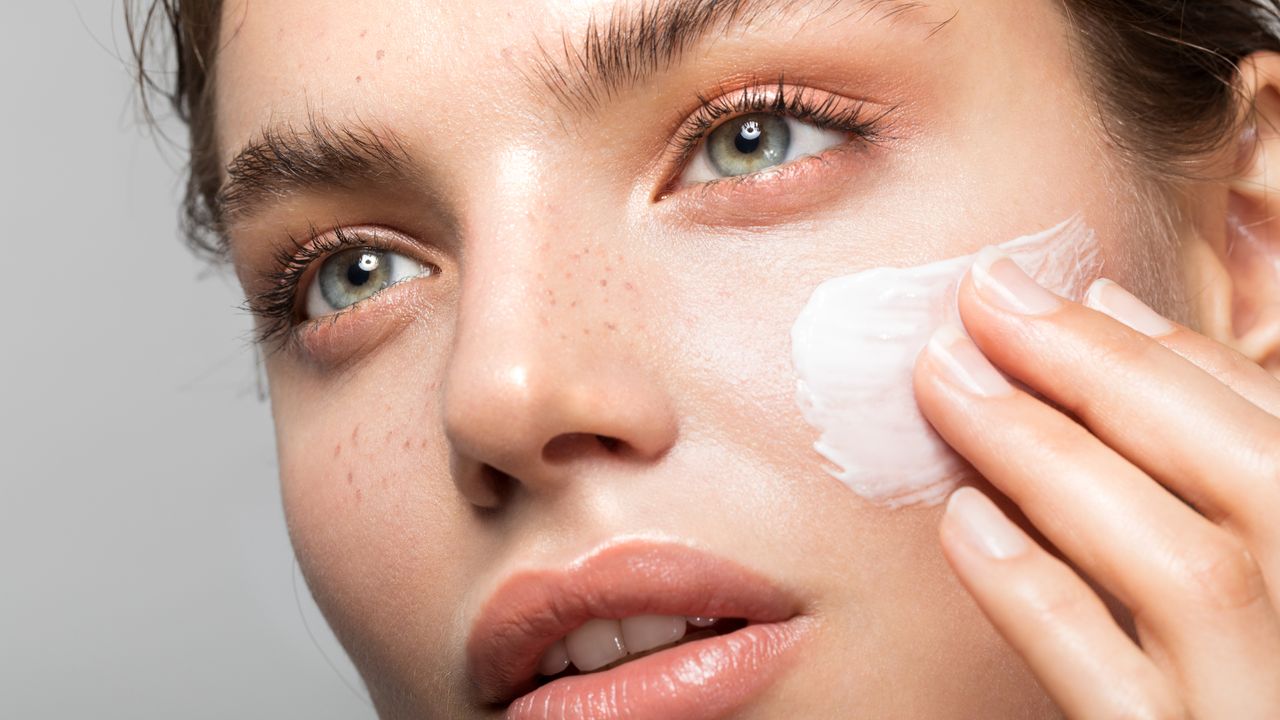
658, 80, 890, 195
247, 225, 428, 346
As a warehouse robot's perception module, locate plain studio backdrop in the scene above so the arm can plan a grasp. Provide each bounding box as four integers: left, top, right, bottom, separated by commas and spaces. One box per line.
0, 3, 379, 718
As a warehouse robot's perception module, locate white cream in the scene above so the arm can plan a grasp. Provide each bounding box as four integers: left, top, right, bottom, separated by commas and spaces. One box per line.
790, 216, 1104, 507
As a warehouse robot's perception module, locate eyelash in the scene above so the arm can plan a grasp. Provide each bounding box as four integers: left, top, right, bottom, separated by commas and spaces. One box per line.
247, 79, 891, 348
246, 225, 406, 348
662, 76, 892, 195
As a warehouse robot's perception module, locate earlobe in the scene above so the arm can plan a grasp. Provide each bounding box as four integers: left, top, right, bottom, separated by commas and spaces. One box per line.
1218, 52, 1280, 376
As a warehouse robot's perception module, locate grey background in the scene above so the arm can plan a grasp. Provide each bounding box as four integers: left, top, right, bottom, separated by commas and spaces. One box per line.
1, 3, 379, 718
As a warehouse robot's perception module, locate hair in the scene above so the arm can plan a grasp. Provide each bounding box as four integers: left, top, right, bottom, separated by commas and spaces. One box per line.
127, 0, 1280, 259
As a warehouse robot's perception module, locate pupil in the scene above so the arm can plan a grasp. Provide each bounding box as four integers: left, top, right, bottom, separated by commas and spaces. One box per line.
347, 253, 379, 286
734, 120, 762, 154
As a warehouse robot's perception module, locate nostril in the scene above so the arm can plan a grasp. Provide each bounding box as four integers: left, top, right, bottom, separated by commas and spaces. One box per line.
541, 432, 625, 463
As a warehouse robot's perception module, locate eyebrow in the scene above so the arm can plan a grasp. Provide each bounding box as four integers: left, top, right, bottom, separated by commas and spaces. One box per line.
218, 114, 415, 228
529, 0, 935, 115
218, 0, 938, 230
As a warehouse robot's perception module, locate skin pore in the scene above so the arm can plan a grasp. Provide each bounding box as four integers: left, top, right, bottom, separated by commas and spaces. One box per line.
211, 0, 1278, 716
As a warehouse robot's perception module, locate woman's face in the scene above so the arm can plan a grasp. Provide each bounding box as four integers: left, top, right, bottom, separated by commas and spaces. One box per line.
216, 0, 1194, 716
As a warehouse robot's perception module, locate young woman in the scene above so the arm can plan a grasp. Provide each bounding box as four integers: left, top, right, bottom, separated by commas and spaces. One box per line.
131, 0, 1280, 717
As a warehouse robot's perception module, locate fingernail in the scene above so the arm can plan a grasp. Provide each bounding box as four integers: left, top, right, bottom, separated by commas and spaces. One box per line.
926, 324, 1014, 397
946, 487, 1029, 560
972, 246, 1063, 316
1084, 278, 1175, 338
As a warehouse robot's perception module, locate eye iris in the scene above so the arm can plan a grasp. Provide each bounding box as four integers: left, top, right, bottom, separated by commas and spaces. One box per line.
707, 113, 790, 177
320, 248, 392, 310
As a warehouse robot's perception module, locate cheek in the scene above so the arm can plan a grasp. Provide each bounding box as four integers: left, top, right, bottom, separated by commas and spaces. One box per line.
268, 371, 474, 674
790, 215, 1106, 507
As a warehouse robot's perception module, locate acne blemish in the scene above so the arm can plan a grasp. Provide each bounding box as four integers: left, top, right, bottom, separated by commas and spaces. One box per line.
790, 216, 1104, 507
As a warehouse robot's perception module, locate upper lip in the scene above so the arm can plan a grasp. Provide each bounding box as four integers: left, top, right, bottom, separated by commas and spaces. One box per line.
465, 539, 802, 705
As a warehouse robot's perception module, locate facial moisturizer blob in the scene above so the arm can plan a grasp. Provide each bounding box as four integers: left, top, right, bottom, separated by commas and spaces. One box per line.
790, 216, 1104, 507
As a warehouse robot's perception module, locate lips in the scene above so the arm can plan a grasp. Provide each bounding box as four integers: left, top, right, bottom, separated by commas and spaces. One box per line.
466, 540, 809, 717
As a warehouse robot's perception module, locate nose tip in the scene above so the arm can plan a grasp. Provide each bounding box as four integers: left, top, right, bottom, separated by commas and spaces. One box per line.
443, 356, 678, 507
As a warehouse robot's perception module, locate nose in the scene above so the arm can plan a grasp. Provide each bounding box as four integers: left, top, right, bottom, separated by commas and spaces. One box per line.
441, 218, 678, 507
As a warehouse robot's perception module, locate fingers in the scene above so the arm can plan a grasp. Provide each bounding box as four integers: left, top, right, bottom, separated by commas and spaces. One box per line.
917, 328, 1280, 716
958, 249, 1280, 549
913, 249, 1280, 716
939, 487, 1182, 720
1083, 279, 1280, 420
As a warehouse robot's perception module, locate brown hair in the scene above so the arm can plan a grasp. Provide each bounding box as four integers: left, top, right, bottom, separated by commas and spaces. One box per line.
127, 0, 1280, 259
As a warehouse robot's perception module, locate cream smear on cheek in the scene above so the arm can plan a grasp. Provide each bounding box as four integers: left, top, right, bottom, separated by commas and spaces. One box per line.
790, 216, 1104, 507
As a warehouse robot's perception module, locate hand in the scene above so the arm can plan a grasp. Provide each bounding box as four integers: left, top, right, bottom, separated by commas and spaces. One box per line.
912, 246, 1280, 719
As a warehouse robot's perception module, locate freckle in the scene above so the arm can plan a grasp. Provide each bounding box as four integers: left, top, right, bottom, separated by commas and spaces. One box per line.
600, 279, 608, 287
346, 471, 354, 485
385, 430, 393, 443
376, 49, 385, 60
360, 29, 367, 38
605, 322, 617, 331
583, 328, 591, 335
420, 438, 428, 449
355, 488, 364, 503
356, 75, 362, 83
583, 248, 591, 255
352, 425, 361, 445
565, 271, 573, 279
605, 266, 612, 273
402, 438, 411, 450
570, 300, 578, 308
559, 333, 568, 340
624, 281, 636, 292
550, 298, 557, 306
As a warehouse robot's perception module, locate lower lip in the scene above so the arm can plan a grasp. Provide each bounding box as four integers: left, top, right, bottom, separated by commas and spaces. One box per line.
505, 619, 808, 720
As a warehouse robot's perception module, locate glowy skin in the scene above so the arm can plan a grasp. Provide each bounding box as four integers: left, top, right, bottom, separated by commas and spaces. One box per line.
212, 0, 1280, 716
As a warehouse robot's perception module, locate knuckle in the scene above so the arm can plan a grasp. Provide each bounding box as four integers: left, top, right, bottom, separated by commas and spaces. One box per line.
1056, 328, 1160, 420
1014, 571, 1095, 626
1167, 532, 1267, 611
1111, 700, 1187, 720
1105, 678, 1187, 720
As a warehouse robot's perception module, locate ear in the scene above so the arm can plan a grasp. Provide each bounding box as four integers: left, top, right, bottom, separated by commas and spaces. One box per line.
1207, 52, 1280, 376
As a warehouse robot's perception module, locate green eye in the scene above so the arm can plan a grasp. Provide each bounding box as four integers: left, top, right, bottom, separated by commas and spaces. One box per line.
305, 247, 433, 318
706, 113, 791, 177
679, 111, 848, 186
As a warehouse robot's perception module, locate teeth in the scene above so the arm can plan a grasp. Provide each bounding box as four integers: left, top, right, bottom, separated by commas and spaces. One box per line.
620, 615, 686, 654
564, 618, 627, 672
537, 639, 570, 676
687, 616, 718, 627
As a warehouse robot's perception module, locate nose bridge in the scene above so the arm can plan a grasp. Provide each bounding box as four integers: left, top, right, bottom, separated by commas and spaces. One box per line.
441, 171, 675, 499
